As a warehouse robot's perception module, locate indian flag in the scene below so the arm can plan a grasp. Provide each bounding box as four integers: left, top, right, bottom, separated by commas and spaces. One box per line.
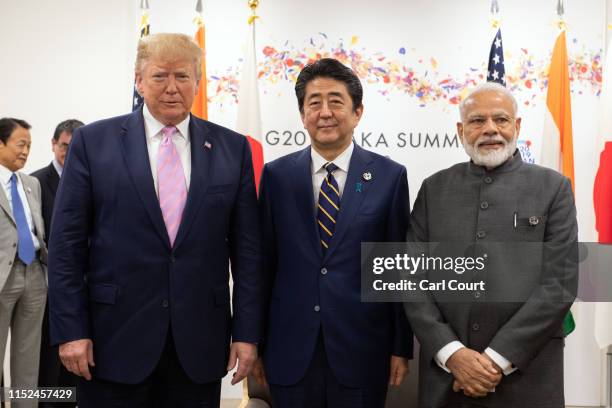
236, 14, 264, 192
540, 29, 576, 336
191, 0, 208, 120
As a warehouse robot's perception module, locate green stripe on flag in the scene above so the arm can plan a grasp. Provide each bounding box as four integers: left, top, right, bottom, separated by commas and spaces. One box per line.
563, 311, 575, 337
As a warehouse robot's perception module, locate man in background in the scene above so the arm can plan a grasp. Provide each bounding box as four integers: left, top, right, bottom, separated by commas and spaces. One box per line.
31, 119, 83, 408
0, 118, 47, 408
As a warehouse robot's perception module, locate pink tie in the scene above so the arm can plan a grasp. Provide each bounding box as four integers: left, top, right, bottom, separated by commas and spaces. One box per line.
157, 126, 187, 246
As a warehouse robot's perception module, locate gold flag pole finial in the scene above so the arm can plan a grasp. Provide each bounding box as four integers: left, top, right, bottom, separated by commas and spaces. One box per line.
140, 0, 149, 11
193, 0, 203, 27
556, 0, 567, 31
248, 0, 260, 25
490, 0, 501, 28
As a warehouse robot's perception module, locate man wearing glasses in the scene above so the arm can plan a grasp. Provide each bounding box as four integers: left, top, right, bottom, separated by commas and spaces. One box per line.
31, 119, 83, 408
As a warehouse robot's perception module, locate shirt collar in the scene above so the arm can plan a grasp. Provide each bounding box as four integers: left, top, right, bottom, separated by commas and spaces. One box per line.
0, 163, 14, 187
311, 141, 354, 175
143, 104, 190, 142
52, 159, 63, 177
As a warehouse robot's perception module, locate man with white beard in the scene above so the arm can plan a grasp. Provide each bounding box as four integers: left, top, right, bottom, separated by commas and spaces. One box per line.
404, 82, 578, 408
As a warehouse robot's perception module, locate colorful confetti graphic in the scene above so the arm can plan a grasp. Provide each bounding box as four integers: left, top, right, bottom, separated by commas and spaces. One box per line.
207, 34, 602, 108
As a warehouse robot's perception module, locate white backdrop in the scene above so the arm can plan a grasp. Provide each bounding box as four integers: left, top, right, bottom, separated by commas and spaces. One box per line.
0, 0, 609, 405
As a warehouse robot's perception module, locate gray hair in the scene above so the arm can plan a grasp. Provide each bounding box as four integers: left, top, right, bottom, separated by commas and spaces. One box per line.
459, 82, 518, 121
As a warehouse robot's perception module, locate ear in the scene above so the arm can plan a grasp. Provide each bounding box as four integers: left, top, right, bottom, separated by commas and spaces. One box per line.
515, 117, 522, 136
354, 104, 364, 123
300, 109, 306, 126
194, 79, 200, 96
456, 122, 465, 145
135, 73, 144, 96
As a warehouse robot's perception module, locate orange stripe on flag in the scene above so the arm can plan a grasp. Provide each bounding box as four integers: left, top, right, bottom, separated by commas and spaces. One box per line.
546, 31, 575, 190
192, 25, 208, 120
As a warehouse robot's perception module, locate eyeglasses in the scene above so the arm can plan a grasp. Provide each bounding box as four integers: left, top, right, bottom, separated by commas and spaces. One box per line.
54, 142, 70, 151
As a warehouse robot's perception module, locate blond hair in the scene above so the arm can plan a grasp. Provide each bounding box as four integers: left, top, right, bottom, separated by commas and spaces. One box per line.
135, 33, 202, 78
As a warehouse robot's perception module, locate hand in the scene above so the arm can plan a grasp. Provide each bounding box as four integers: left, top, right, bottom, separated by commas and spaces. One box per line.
251, 357, 269, 388
389, 355, 409, 386
446, 348, 501, 398
59, 339, 95, 380
227, 342, 257, 385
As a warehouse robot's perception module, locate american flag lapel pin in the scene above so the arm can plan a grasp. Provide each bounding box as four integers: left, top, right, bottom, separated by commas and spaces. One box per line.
203, 141, 212, 150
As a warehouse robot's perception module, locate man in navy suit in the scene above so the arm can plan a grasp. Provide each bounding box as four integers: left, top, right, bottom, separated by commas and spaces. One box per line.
48, 33, 262, 407
253, 58, 413, 407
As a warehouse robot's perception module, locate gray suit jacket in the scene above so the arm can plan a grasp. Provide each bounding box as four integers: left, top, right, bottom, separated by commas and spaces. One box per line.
0, 172, 47, 292
405, 152, 577, 408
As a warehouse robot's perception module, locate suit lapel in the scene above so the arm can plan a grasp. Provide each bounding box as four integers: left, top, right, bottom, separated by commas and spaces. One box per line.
172, 116, 213, 250
292, 147, 323, 258
0, 181, 15, 226
19, 174, 44, 243
323, 145, 373, 262
47, 163, 60, 196
119, 108, 170, 249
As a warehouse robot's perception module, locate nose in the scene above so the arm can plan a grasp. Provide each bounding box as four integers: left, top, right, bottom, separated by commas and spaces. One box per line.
482, 117, 497, 135
320, 101, 332, 118
165, 77, 178, 94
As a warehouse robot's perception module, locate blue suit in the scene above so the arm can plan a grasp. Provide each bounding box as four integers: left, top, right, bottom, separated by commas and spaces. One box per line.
259, 144, 413, 390
48, 109, 262, 385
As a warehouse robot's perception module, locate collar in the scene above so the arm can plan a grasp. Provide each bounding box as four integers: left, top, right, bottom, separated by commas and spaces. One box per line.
143, 104, 190, 141
52, 159, 63, 177
311, 141, 354, 175
467, 148, 523, 175
0, 163, 15, 187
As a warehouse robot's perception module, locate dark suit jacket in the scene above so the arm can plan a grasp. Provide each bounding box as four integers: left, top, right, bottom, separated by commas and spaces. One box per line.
259, 144, 413, 389
48, 108, 263, 384
31, 162, 60, 244
405, 152, 577, 408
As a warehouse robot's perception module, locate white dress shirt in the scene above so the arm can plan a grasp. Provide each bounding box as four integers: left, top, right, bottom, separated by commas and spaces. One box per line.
311, 142, 354, 205
52, 158, 63, 177
0, 164, 41, 250
142, 105, 192, 195
436, 341, 516, 376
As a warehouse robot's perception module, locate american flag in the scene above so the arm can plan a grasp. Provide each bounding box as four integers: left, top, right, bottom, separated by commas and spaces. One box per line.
487, 28, 506, 86
132, 9, 150, 111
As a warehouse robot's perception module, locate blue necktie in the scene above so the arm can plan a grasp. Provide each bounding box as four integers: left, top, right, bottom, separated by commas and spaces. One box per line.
317, 163, 340, 252
10, 174, 35, 265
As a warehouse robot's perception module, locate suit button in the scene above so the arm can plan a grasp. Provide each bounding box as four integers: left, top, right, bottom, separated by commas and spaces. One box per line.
472, 323, 480, 331
12, 243, 16, 248
320, 267, 327, 275
484, 176, 493, 184
161, 299, 169, 308
314, 305, 320, 312
480, 201, 489, 210
476, 230, 486, 239
8, 260, 12, 266
170, 255, 175, 263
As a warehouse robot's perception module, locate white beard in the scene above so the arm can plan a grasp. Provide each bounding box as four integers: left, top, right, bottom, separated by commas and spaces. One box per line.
463, 132, 518, 169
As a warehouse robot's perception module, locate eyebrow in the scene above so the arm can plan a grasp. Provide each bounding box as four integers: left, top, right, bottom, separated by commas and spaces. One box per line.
306, 91, 345, 100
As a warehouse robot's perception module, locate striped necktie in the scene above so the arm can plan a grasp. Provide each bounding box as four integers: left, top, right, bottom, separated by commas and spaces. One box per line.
317, 162, 340, 252
157, 126, 187, 247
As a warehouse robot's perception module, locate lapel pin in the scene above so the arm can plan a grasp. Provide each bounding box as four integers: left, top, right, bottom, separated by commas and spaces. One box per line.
362, 172, 372, 182
528, 216, 539, 226
355, 182, 363, 193
203, 141, 212, 150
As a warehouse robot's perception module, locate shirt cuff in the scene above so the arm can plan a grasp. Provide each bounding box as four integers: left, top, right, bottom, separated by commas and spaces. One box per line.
484, 347, 517, 375
435, 341, 464, 373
